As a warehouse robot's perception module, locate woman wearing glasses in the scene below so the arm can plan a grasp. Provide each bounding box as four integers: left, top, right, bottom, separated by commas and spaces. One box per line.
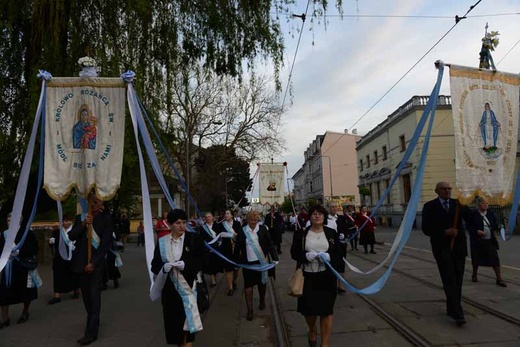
290, 205, 342, 347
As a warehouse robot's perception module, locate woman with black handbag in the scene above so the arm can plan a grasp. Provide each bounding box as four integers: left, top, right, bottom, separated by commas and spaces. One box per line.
467, 197, 507, 287
0, 213, 40, 328
290, 205, 342, 347
150, 209, 207, 346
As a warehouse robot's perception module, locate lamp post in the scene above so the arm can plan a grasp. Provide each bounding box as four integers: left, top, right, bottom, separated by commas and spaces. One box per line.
185, 120, 223, 216
321, 155, 333, 202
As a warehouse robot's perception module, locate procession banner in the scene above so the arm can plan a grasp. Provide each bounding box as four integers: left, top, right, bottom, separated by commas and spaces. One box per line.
450, 65, 520, 205
258, 163, 285, 206
44, 77, 126, 200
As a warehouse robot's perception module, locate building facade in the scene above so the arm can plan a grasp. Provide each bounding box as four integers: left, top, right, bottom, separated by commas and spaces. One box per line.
293, 131, 361, 207
356, 95, 454, 227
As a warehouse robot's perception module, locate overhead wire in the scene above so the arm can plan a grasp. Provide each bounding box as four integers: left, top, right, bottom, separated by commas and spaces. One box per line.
280, 0, 312, 111
496, 39, 520, 66
321, 12, 518, 19
347, 0, 484, 132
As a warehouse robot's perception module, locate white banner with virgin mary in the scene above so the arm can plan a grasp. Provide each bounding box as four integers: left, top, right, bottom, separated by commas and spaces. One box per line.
450, 64, 520, 205
44, 77, 126, 200
258, 163, 285, 206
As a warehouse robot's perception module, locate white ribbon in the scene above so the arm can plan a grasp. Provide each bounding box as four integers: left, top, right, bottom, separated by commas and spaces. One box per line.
57, 201, 75, 261
243, 226, 268, 284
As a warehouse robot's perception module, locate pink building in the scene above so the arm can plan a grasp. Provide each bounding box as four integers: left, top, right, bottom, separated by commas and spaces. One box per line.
293, 131, 361, 206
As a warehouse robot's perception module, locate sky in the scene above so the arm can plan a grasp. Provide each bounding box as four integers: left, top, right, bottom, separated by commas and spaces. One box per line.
263, 0, 520, 183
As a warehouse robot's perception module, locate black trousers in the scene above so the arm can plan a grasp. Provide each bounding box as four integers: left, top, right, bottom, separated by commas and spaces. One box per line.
434, 253, 465, 319
80, 265, 104, 338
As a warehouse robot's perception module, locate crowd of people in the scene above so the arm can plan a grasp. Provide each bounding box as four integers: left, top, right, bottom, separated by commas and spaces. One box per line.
0, 183, 510, 346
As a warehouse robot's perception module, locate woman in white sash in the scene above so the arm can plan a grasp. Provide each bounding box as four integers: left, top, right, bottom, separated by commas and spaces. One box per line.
355, 206, 377, 254
0, 213, 39, 328
151, 209, 206, 346
233, 210, 278, 321
198, 212, 223, 287
219, 209, 241, 296
48, 214, 80, 304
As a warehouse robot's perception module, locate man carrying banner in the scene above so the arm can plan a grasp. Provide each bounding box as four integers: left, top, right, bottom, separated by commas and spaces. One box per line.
422, 181, 470, 326
69, 193, 113, 345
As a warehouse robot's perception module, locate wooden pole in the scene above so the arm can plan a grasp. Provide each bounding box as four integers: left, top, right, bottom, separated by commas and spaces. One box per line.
87, 194, 93, 263
450, 203, 460, 251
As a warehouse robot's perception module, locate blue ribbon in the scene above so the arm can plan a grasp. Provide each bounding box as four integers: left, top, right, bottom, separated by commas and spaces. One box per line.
121, 70, 135, 83
322, 65, 443, 293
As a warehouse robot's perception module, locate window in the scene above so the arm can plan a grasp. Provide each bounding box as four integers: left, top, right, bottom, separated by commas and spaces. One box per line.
399, 135, 406, 152
402, 174, 411, 203
309, 180, 313, 192
366, 154, 370, 168
382, 146, 388, 160
359, 159, 364, 171
374, 150, 378, 164
376, 181, 381, 202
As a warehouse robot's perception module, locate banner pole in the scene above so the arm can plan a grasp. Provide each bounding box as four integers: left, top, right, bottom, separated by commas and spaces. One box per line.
87, 194, 93, 263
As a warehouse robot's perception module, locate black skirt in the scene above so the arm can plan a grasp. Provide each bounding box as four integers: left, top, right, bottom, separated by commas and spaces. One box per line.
161, 280, 196, 345
53, 257, 80, 293
297, 270, 337, 316
242, 261, 269, 288
471, 239, 500, 267
0, 261, 38, 305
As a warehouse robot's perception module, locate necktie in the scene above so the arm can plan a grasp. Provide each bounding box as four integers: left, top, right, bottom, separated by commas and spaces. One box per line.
443, 201, 449, 212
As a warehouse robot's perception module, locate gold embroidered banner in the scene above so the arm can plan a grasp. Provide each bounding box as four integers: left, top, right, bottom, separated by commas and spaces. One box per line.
450, 65, 520, 205
258, 163, 285, 206
44, 77, 126, 200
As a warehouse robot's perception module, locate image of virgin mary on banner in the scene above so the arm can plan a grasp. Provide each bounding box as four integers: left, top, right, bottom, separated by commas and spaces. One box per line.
43, 77, 126, 200
258, 163, 285, 206
450, 64, 520, 205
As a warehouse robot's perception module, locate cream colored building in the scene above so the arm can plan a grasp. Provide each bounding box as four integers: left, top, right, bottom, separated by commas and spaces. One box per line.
356, 95, 454, 227
293, 131, 361, 207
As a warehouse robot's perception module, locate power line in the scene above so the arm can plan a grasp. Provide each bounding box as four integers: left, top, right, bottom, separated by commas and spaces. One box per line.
496, 39, 520, 67
347, 0, 484, 132
280, 0, 311, 110
320, 12, 518, 19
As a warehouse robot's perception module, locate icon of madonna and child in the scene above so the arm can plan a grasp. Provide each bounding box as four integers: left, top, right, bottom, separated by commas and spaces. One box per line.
72, 104, 97, 150
478, 101, 502, 158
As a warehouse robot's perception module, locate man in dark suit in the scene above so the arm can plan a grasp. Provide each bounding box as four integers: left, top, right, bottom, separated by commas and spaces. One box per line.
264, 206, 284, 254
69, 193, 113, 345
422, 181, 469, 326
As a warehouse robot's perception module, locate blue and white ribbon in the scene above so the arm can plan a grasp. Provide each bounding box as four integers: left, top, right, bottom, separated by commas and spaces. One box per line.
243, 226, 268, 284
57, 201, 75, 261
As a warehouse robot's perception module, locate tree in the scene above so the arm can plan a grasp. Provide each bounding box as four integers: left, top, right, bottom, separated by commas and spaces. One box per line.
193, 145, 251, 214
0, 0, 342, 210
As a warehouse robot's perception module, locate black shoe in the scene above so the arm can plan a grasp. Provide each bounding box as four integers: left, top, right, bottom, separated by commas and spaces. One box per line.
471, 275, 478, 282
455, 317, 467, 326
210, 282, 217, 288
496, 280, 507, 287
48, 297, 61, 305
337, 288, 346, 294
370, 250, 376, 254
114, 279, 119, 289
17, 312, 29, 324
100, 284, 108, 291
277, 250, 283, 255
246, 312, 253, 321
308, 339, 317, 347
0, 319, 10, 329
227, 289, 234, 296
259, 302, 266, 310
355, 247, 359, 251
77, 336, 97, 345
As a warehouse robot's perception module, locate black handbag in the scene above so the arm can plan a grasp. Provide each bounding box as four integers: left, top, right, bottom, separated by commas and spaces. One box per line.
196, 273, 210, 314
17, 256, 38, 270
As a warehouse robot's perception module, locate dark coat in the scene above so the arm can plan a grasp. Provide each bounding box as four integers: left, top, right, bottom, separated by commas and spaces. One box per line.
422, 198, 469, 258
69, 211, 113, 274
290, 226, 342, 270
233, 225, 279, 264
466, 209, 499, 249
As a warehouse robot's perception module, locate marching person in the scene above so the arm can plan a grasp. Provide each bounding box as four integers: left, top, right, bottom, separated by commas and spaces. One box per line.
343, 204, 358, 251
467, 197, 507, 287
48, 214, 80, 305
199, 212, 223, 287
136, 221, 145, 247
264, 205, 284, 254
220, 209, 241, 296
150, 209, 206, 346
156, 212, 171, 239
356, 206, 377, 254
290, 205, 342, 347
234, 210, 278, 321
69, 193, 113, 345
422, 181, 470, 326
0, 213, 40, 328
326, 201, 346, 294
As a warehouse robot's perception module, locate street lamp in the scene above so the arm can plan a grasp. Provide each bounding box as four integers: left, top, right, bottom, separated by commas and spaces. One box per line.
185, 120, 223, 215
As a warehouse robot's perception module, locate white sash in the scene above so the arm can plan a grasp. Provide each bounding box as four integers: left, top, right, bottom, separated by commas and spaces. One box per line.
243, 226, 268, 284
222, 221, 236, 239
152, 235, 203, 333
91, 227, 100, 249
203, 224, 217, 238
58, 226, 75, 261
